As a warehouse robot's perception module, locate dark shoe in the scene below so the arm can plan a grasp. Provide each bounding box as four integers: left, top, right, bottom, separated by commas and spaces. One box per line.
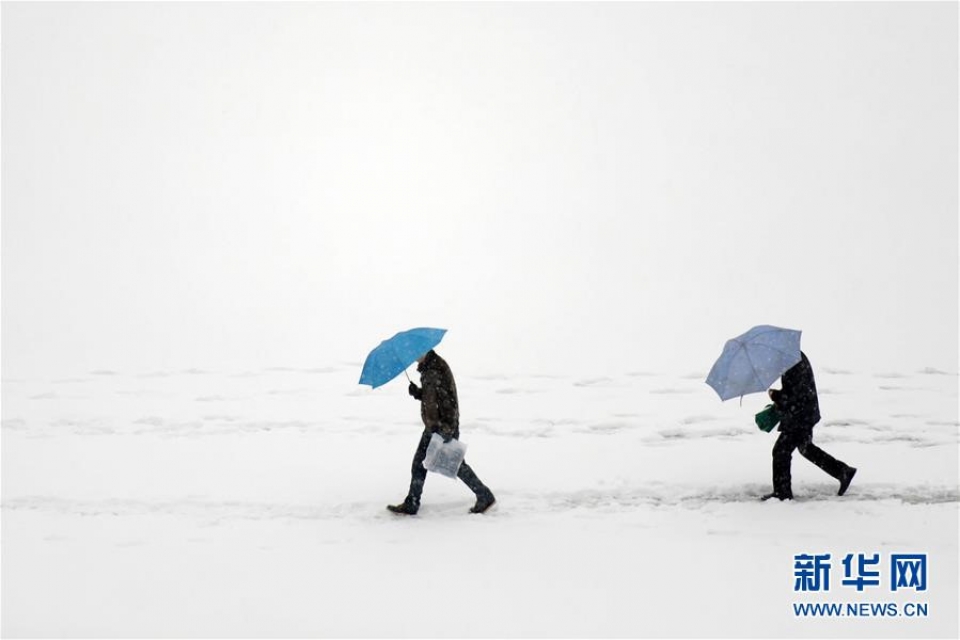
387, 499, 419, 516
761, 492, 793, 501
838, 467, 857, 496
470, 492, 496, 514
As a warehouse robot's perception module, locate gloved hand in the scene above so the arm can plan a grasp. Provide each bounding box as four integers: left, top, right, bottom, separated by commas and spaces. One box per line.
768, 389, 781, 404
408, 382, 421, 399
440, 427, 454, 443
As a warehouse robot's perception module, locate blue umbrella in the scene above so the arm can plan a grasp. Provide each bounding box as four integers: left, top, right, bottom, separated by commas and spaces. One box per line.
705, 325, 802, 401
359, 327, 447, 389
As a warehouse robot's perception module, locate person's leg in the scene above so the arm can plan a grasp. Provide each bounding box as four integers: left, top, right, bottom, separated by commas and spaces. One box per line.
770, 430, 800, 499
798, 432, 857, 495
406, 430, 432, 505
456, 461, 484, 493
388, 431, 432, 514
451, 428, 495, 512
457, 461, 496, 513
797, 433, 846, 480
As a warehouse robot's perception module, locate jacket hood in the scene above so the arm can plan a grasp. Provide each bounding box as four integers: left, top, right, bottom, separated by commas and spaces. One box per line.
417, 350, 439, 372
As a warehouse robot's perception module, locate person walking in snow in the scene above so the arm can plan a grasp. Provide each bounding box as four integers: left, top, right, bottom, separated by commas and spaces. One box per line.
388, 349, 496, 515
763, 351, 857, 501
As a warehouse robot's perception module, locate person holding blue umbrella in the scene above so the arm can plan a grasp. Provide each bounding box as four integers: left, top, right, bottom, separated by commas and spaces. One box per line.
359, 328, 495, 515
388, 349, 496, 515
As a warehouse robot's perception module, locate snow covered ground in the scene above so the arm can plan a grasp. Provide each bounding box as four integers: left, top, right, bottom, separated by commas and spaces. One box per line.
2, 363, 957, 637
2, 2, 957, 637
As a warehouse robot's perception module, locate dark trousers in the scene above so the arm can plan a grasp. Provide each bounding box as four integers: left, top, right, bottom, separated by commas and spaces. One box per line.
406, 429, 490, 505
773, 426, 848, 497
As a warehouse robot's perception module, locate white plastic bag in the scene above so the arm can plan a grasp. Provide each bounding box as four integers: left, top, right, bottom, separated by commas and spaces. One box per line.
422, 432, 467, 478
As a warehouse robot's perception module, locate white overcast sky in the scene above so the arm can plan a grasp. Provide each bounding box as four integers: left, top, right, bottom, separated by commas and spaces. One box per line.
1, 2, 957, 379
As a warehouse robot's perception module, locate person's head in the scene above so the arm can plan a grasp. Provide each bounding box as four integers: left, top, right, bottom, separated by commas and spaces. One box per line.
416, 350, 434, 365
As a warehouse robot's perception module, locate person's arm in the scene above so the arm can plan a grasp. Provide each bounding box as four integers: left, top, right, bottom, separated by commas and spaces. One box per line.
420, 370, 454, 441
420, 370, 442, 432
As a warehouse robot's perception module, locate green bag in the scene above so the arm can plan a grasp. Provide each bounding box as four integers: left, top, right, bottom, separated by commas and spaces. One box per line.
755, 404, 781, 432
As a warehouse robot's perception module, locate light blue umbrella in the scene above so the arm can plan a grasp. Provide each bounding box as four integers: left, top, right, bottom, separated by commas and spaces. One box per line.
359, 327, 447, 389
705, 325, 802, 401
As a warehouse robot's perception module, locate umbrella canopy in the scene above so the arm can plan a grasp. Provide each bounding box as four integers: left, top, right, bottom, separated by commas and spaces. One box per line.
705, 325, 802, 401
359, 327, 447, 389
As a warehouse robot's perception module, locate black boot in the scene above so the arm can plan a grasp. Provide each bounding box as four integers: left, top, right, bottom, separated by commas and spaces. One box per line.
470, 489, 496, 514
838, 467, 857, 496
387, 497, 419, 515
761, 492, 793, 501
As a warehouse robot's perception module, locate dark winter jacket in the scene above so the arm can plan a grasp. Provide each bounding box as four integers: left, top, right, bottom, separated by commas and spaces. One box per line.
769, 351, 821, 430
412, 350, 459, 439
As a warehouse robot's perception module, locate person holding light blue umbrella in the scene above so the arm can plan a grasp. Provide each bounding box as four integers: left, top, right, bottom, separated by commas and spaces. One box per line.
707, 326, 856, 500
764, 351, 856, 501
359, 329, 496, 515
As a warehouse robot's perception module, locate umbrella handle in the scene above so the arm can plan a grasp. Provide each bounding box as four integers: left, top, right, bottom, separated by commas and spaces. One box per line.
404, 369, 412, 383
